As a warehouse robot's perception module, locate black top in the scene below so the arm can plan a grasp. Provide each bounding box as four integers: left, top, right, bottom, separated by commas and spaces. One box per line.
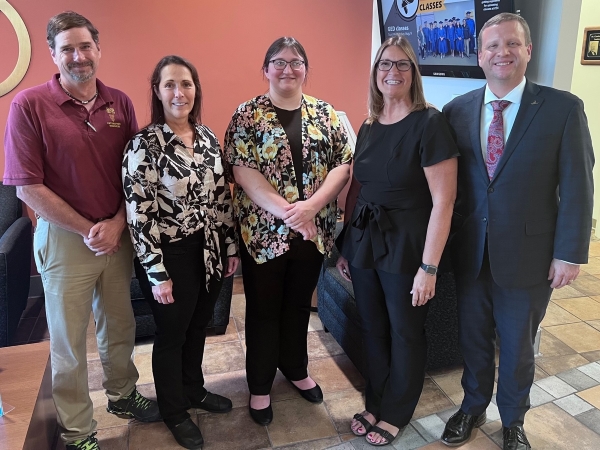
274, 105, 304, 201
339, 108, 458, 274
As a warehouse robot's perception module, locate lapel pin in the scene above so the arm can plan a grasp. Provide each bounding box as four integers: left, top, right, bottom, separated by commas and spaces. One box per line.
531, 100, 539, 105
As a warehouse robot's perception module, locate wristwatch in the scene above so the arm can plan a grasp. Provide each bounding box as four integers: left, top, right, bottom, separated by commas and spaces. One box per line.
420, 263, 438, 276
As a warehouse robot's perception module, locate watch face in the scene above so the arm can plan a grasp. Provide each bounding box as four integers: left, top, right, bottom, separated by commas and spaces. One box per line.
421, 263, 437, 274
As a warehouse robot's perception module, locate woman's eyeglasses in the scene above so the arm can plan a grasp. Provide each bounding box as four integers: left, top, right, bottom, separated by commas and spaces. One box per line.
377, 60, 413, 72
270, 59, 305, 70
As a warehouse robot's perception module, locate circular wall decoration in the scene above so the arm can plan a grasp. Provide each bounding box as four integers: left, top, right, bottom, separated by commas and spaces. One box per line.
0, 0, 31, 97
396, 0, 418, 21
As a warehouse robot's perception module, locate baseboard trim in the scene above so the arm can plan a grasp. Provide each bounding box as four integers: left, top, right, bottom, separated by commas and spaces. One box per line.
29, 275, 44, 298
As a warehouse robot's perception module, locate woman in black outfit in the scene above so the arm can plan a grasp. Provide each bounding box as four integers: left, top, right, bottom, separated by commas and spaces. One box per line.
337, 36, 458, 446
123, 55, 239, 449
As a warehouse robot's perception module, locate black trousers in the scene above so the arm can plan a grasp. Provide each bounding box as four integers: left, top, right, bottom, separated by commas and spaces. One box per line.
350, 265, 429, 429
456, 246, 551, 427
135, 233, 223, 427
240, 238, 323, 395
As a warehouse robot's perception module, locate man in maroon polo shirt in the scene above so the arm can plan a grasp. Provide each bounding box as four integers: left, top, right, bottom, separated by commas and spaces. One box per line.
3, 12, 159, 450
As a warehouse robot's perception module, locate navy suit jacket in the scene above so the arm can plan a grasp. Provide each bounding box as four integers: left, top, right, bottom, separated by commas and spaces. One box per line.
443, 80, 594, 288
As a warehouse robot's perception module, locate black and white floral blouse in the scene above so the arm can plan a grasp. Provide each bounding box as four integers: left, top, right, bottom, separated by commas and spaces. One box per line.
122, 122, 237, 288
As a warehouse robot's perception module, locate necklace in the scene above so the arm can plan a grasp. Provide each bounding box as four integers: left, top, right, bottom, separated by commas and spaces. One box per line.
59, 79, 98, 104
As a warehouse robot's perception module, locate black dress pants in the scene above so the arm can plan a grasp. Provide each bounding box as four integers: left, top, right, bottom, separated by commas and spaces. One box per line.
240, 238, 323, 395
350, 264, 429, 429
135, 233, 223, 427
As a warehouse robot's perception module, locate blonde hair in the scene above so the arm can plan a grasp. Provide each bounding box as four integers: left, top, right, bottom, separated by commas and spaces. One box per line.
367, 36, 427, 124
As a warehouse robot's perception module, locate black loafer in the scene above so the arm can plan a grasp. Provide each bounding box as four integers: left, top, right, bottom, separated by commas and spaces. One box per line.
503, 425, 531, 450
287, 379, 323, 404
441, 410, 486, 447
248, 395, 273, 425
190, 391, 232, 414
167, 417, 204, 449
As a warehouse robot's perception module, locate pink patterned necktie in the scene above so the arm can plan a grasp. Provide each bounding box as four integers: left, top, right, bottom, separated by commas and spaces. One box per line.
486, 100, 511, 179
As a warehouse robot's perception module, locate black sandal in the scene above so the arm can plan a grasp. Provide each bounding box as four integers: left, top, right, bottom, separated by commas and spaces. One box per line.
351, 412, 374, 436
366, 425, 398, 446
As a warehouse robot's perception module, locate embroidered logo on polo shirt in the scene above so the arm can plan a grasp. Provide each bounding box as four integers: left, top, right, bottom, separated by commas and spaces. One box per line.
106, 107, 121, 128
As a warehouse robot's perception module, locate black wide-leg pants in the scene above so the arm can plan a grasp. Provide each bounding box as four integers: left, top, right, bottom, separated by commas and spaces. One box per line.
350, 264, 429, 429
240, 239, 324, 395
135, 233, 223, 427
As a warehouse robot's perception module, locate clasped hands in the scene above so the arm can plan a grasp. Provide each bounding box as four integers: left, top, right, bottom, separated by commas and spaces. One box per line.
282, 200, 319, 241
84, 217, 125, 256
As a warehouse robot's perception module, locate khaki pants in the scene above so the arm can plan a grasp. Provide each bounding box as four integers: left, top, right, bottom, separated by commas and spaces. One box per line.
34, 218, 139, 443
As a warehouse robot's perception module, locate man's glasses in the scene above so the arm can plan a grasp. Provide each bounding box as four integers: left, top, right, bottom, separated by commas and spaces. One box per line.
377, 60, 413, 72
270, 59, 305, 70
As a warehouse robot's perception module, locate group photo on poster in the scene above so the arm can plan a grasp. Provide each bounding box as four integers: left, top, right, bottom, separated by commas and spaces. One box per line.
380, 0, 478, 67
416, 1, 477, 67
378, 0, 517, 78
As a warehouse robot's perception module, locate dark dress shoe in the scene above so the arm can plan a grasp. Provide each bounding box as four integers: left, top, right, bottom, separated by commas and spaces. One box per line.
441, 410, 486, 447
503, 425, 531, 450
167, 418, 204, 449
249, 396, 273, 425
190, 392, 232, 414
287, 379, 324, 404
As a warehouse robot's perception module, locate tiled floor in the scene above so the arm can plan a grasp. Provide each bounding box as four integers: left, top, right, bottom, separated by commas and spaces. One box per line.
13, 241, 600, 449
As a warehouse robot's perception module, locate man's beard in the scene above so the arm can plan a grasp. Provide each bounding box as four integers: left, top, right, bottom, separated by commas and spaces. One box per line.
67, 61, 96, 82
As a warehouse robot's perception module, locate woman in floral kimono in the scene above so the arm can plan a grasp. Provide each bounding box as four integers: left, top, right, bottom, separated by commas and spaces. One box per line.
123, 55, 239, 449
224, 37, 352, 425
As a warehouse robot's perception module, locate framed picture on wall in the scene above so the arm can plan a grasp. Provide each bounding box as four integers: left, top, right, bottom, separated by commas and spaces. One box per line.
581, 27, 600, 65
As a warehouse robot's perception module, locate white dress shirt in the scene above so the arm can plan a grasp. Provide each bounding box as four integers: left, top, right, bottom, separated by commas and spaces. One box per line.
480, 77, 527, 159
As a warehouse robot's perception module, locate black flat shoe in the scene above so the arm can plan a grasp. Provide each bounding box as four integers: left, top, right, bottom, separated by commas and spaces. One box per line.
287, 378, 323, 404
167, 418, 204, 449
441, 410, 486, 447
249, 396, 273, 425
190, 391, 232, 414
503, 425, 531, 450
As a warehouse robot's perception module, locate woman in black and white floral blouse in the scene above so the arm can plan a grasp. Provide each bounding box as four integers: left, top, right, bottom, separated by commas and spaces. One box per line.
224, 37, 352, 426
123, 55, 238, 450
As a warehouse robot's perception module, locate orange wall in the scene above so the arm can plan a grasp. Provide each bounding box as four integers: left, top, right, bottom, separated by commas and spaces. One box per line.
1, 0, 372, 174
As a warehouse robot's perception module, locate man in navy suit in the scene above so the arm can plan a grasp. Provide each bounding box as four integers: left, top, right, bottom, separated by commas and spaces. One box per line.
441, 13, 594, 450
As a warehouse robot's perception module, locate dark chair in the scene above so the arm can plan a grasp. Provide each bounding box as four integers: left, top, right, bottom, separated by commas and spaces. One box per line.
317, 224, 462, 376
131, 258, 233, 338
0, 183, 32, 347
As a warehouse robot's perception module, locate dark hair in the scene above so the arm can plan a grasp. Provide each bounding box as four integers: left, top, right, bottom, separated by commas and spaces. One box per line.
149, 55, 202, 126
478, 13, 532, 50
47, 11, 99, 50
367, 35, 427, 124
262, 37, 310, 75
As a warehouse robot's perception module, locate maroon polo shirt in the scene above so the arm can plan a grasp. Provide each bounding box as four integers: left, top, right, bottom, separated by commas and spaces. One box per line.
3, 75, 138, 221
